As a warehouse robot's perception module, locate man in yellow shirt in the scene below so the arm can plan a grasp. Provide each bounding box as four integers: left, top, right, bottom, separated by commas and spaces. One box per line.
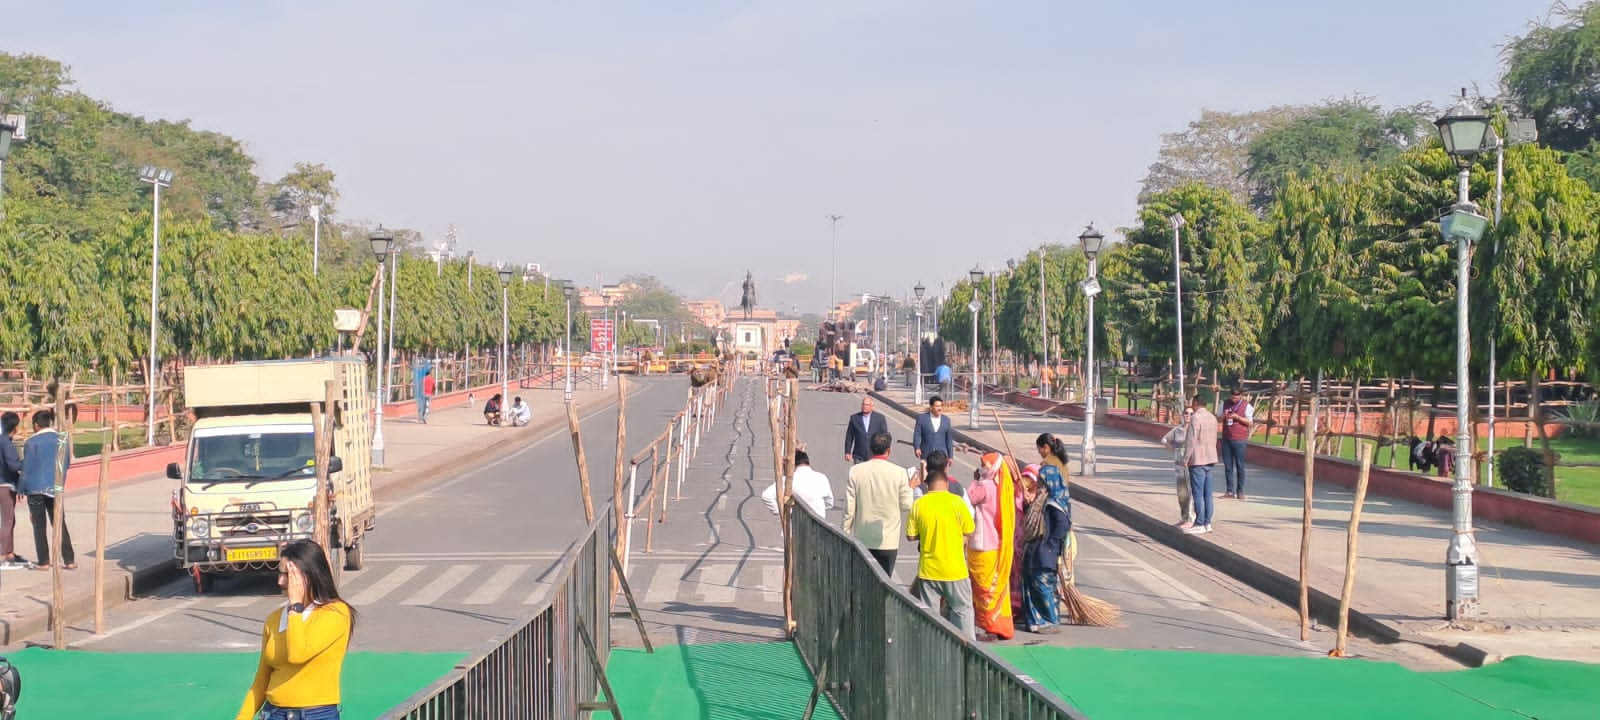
906, 451, 976, 641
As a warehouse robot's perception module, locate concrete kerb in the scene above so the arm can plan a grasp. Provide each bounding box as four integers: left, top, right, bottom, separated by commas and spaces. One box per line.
9, 390, 624, 649
868, 390, 1495, 668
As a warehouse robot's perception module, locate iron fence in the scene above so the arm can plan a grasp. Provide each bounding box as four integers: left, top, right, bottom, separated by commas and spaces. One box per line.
788, 501, 1089, 720
379, 503, 618, 720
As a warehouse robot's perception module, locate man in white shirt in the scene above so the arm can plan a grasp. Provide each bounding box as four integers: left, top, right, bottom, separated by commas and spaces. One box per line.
508, 397, 532, 427
762, 450, 834, 517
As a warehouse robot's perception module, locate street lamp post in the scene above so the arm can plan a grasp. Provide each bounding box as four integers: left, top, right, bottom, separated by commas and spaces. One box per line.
1169, 213, 1187, 415
1435, 93, 1492, 620
498, 265, 514, 420
368, 229, 395, 466
563, 281, 575, 403
309, 205, 322, 276
913, 281, 926, 405
968, 265, 984, 429
1079, 224, 1107, 476
139, 166, 175, 446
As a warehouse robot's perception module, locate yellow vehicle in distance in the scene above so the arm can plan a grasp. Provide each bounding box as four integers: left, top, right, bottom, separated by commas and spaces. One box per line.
168, 358, 374, 592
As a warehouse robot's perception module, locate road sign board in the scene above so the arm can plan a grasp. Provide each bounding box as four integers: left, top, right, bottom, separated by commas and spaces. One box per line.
591, 319, 615, 353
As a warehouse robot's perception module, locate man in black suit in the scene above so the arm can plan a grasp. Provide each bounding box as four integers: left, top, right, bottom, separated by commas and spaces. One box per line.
911, 395, 954, 460
844, 396, 889, 464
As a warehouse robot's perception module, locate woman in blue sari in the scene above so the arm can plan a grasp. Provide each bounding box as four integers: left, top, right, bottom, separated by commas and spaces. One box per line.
1020, 461, 1070, 633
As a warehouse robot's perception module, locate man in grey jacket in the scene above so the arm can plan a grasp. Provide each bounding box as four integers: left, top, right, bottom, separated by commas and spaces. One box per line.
1183, 396, 1220, 535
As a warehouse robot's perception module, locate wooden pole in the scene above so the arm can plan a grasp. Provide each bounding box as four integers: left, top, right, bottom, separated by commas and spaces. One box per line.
611, 376, 627, 601
1299, 374, 1320, 641
568, 402, 595, 524
93, 439, 111, 634
50, 377, 76, 649
310, 379, 337, 561
782, 377, 800, 635
1332, 441, 1375, 658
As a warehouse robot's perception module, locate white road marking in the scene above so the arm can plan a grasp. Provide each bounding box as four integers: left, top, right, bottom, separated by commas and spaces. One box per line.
522, 582, 553, 604
644, 563, 686, 604
464, 564, 529, 605
401, 564, 478, 606
760, 564, 783, 603
349, 564, 425, 605
695, 563, 737, 603
69, 598, 201, 648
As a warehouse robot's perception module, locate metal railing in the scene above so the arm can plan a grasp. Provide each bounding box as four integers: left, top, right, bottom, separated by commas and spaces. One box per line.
788, 501, 1088, 720
380, 503, 621, 720
618, 378, 730, 578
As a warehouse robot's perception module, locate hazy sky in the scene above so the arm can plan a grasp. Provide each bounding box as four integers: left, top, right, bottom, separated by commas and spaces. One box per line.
3, 1, 1547, 311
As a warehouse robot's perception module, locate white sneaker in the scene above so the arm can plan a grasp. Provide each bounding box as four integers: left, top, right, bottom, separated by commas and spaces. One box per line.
1183, 525, 1208, 535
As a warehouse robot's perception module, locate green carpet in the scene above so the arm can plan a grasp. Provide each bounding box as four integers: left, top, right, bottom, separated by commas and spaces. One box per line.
598, 642, 842, 720
3, 648, 464, 719
995, 646, 1600, 720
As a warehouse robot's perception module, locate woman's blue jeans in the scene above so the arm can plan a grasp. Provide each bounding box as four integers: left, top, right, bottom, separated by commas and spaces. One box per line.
259, 704, 340, 720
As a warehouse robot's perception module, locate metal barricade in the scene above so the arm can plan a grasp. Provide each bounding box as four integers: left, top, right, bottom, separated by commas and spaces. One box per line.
787, 501, 1088, 720
379, 504, 618, 720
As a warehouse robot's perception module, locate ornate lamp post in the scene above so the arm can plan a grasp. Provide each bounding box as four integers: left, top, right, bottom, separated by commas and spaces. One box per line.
968, 264, 984, 429
368, 228, 394, 466
1435, 92, 1491, 620
1078, 224, 1107, 476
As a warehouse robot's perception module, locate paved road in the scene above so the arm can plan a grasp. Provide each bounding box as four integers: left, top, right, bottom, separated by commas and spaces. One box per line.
30, 377, 695, 654
616, 379, 1453, 667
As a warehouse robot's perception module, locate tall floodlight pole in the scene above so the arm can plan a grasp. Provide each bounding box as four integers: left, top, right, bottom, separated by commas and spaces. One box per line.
563, 281, 576, 403
138, 166, 175, 445
968, 265, 984, 429
1484, 117, 1536, 489
498, 265, 514, 419
309, 205, 322, 276
913, 281, 926, 405
368, 228, 394, 466
1169, 213, 1187, 413
827, 214, 843, 317
1079, 224, 1106, 476
1038, 247, 1050, 399
1435, 92, 1492, 620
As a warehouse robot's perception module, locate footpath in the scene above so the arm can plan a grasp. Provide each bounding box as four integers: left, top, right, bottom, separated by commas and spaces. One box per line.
0, 382, 617, 648
872, 385, 1600, 666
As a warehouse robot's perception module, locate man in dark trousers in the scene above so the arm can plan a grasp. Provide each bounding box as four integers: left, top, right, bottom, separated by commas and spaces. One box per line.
1220, 388, 1254, 499
911, 395, 954, 461
844, 396, 888, 464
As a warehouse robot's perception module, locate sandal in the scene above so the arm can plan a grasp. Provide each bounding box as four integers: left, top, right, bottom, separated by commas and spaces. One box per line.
64, 563, 78, 570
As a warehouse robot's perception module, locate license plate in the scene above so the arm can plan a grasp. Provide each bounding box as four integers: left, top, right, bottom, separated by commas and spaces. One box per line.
238, 503, 264, 513
226, 547, 278, 563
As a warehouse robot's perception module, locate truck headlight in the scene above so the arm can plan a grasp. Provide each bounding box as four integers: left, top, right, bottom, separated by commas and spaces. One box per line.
294, 513, 314, 533
189, 518, 211, 538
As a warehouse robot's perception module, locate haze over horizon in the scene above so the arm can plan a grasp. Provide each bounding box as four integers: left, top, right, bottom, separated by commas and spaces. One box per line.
2, 1, 1544, 311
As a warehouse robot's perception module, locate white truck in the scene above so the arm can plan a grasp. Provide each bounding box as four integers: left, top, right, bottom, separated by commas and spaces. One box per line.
168, 358, 375, 592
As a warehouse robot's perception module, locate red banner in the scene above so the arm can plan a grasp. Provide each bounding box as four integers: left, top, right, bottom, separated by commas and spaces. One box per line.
590, 319, 615, 353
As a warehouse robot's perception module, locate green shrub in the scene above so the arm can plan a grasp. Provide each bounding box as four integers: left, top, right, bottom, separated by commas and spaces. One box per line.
1497, 447, 1554, 498
1557, 399, 1600, 440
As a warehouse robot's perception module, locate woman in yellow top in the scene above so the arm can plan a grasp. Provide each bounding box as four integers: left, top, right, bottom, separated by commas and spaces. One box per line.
236, 540, 356, 720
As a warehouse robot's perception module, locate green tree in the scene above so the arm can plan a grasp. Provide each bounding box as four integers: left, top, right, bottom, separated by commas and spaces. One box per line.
1106, 183, 1264, 375
1139, 106, 1303, 205
1244, 97, 1433, 209
1502, 2, 1600, 154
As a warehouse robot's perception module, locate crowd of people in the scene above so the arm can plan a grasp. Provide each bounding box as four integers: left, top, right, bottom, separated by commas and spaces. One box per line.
835, 396, 1075, 640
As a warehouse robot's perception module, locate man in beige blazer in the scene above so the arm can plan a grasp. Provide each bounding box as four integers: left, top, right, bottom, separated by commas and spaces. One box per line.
1183, 396, 1220, 534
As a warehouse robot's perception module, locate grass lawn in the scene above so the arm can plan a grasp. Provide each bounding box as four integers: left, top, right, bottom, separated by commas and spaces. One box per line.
1252, 429, 1600, 509
70, 426, 154, 457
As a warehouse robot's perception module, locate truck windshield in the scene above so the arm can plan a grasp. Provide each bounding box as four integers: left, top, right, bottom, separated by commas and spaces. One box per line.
189, 430, 316, 483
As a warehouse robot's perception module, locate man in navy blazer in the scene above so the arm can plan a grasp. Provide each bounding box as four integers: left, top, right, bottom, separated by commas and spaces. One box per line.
911, 396, 954, 460
844, 396, 889, 464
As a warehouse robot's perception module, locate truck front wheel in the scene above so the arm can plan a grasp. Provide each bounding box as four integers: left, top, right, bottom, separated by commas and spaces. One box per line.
192, 566, 214, 594
343, 541, 364, 571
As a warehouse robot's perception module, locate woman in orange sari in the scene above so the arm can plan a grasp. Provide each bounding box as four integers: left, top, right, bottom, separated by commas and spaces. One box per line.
966, 452, 1016, 640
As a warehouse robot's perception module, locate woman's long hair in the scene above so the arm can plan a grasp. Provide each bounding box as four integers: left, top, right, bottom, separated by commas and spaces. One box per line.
281, 540, 357, 635
1035, 432, 1068, 463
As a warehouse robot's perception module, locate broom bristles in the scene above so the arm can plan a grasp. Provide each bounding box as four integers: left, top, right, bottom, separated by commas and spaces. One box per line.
1058, 550, 1121, 627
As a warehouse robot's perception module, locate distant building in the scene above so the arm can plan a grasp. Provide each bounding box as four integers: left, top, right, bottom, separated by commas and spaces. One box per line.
684, 299, 726, 329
